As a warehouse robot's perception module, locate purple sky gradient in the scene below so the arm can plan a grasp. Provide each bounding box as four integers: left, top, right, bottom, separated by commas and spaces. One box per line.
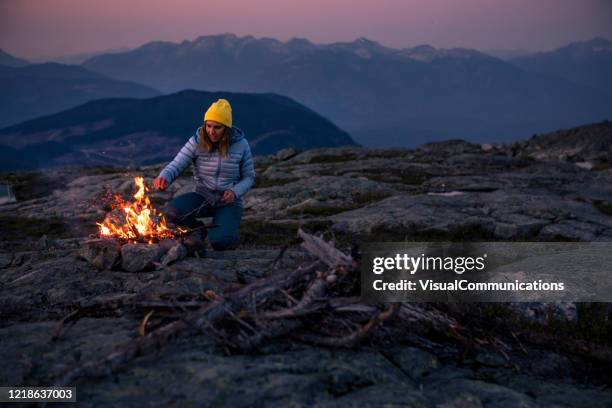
1, 0, 611, 59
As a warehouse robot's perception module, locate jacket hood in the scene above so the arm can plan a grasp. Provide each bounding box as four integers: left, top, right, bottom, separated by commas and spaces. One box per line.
230, 126, 245, 144
196, 126, 245, 145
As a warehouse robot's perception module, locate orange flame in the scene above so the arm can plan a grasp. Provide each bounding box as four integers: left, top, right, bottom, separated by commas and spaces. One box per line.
97, 177, 183, 242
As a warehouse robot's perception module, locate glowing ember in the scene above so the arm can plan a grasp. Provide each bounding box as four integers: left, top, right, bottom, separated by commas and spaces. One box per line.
97, 177, 183, 242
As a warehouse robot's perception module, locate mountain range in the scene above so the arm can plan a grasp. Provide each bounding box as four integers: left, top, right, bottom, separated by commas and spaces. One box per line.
30, 47, 132, 65
511, 37, 612, 96
80, 34, 612, 147
0, 62, 160, 128
0, 90, 355, 171
0, 49, 30, 67
1, 36, 610, 149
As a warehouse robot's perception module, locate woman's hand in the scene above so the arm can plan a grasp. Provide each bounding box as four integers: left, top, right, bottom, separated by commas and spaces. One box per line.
222, 190, 236, 203
153, 176, 169, 191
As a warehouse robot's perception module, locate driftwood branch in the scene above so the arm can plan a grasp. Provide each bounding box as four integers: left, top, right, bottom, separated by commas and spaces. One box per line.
292, 303, 399, 348
298, 228, 352, 267
257, 273, 329, 319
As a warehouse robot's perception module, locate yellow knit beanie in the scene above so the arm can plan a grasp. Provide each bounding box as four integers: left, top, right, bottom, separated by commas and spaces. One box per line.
204, 99, 232, 128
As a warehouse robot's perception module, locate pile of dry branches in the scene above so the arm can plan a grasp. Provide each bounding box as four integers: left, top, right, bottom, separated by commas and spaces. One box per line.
52, 230, 401, 387
50, 229, 612, 387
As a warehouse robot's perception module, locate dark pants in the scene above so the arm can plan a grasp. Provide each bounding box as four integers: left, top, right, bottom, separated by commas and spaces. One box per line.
164, 192, 243, 251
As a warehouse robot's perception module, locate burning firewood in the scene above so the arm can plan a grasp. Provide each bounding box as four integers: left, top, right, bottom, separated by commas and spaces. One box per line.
97, 176, 185, 243
78, 176, 194, 271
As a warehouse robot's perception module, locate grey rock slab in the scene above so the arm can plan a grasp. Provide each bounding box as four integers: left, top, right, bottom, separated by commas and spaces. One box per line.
254, 153, 279, 169
419, 139, 483, 156
330, 189, 612, 241
446, 153, 518, 168
245, 175, 397, 218
424, 175, 511, 192
474, 350, 509, 368
330, 192, 493, 236
283, 146, 372, 165
386, 347, 441, 381
527, 352, 574, 379
317, 384, 432, 407
531, 381, 612, 408
275, 147, 299, 161
0, 317, 138, 386
538, 220, 601, 241
50, 337, 411, 406
78, 239, 122, 270
516, 123, 612, 167
121, 243, 166, 272
425, 379, 538, 408
262, 155, 439, 182
493, 216, 550, 239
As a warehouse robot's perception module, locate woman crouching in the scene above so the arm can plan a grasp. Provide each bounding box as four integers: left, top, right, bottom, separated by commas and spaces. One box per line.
153, 98, 255, 250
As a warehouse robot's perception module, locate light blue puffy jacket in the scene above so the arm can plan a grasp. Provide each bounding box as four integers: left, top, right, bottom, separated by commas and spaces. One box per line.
159, 126, 255, 202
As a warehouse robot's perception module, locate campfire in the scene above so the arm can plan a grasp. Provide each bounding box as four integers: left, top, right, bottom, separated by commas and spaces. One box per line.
79, 176, 197, 272
97, 176, 184, 243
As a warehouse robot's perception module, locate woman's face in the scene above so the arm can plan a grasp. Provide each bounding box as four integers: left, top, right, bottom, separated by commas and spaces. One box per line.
205, 120, 225, 143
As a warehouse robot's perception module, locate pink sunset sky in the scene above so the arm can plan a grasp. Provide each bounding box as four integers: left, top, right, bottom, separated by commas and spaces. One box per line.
1, 0, 611, 59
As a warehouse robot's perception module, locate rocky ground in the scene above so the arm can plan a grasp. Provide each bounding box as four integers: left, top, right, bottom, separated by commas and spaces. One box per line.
1, 127, 611, 406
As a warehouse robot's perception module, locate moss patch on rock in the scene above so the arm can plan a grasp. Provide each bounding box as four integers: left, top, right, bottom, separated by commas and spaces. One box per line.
287, 192, 392, 218
365, 168, 432, 185
307, 155, 359, 164
239, 219, 334, 248
352, 191, 392, 205
593, 200, 612, 216
0, 172, 45, 200
254, 177, 299, 189
239, 220, 299, 248
340, 223, 496, 245
288, 205, 357, 217
0, 215, 71, 241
